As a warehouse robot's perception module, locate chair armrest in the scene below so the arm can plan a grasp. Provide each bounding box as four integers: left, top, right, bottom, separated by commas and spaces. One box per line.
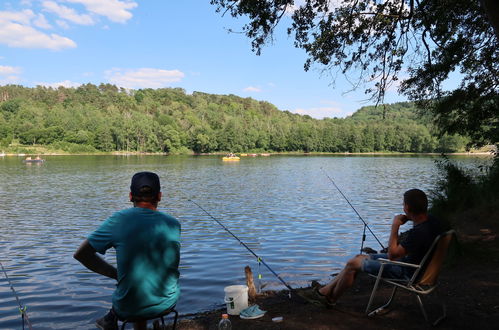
377, 258, 420, 268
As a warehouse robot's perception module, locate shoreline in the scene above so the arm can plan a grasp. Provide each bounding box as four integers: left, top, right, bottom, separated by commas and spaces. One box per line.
0, 151, 495, 157
163, 231, 499, 329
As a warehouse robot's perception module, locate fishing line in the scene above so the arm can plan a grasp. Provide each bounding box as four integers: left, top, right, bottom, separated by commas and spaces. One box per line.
0, 260, 33, 330
180, 193, 294, 292
320, 167, 385, 252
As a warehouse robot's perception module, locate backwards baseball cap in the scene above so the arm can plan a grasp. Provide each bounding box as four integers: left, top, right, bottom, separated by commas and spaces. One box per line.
130, 171, 161, 196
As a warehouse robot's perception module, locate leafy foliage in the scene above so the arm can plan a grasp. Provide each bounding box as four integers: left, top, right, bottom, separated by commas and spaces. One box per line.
211, 0, 498, 145
430, 155, 499, 227
0, 84, 469, 153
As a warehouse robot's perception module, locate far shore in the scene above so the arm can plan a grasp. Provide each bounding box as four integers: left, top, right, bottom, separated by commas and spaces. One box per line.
0, 150, 495, 157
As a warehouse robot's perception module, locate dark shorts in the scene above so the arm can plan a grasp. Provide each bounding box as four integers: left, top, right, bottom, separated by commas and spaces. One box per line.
361, 253, 408, 279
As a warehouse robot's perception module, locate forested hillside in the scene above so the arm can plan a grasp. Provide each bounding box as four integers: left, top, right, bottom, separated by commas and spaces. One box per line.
0, 84, 469, 154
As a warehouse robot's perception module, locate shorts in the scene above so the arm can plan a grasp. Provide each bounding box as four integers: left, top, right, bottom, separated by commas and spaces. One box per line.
361, 253, 409, 279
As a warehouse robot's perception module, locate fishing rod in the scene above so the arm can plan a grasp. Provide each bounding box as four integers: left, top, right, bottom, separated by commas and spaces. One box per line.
320, 167, 386, 253
0, 261, 33, 330
181, 194, 294, 292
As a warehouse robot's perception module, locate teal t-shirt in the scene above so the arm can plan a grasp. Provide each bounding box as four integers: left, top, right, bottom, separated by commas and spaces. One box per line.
88, 207, 181, 319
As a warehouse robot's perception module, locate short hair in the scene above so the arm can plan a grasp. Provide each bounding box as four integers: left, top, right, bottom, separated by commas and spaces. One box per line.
131, 186, 160, 204
403, 189, 428, 215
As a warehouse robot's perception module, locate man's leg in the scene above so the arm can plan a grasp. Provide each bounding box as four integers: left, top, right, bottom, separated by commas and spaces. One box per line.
319, 254, 368, 303
95, 308, 118, 330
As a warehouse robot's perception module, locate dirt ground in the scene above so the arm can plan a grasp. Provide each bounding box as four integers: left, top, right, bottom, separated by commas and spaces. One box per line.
165, 226, 499, 330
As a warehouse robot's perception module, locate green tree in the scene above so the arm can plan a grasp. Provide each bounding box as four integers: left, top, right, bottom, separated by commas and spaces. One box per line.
211, 0, 498, 144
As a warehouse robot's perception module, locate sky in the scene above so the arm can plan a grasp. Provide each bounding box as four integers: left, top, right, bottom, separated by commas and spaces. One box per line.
0, 0, 409, 119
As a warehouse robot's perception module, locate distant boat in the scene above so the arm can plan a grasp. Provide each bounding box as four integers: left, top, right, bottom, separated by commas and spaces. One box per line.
222, 156, 240, 162
260, 153, 271, 156
240, 153, 248, 156
0, 152, 5, 157
23, 156, 45, 163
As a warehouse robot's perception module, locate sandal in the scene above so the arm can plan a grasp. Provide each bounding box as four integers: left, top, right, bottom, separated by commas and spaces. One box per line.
313, 287, 336, 308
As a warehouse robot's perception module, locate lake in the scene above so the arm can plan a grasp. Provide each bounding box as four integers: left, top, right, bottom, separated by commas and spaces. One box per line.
0, 154, 490, 329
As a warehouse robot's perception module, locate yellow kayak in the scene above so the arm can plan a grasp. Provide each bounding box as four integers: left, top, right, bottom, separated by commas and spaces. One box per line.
223, 156, 240, 161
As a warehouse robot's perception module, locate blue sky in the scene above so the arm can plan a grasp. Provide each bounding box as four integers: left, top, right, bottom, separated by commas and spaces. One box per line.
0, 0, 408, 118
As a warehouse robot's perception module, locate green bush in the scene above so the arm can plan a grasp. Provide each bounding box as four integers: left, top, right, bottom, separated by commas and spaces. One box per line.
430, 154, 499, 224
168, 146, 191, 155
50, 141, 97, 153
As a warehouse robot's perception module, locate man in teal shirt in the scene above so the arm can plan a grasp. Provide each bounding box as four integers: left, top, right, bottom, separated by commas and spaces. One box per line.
74, 172, 180, 330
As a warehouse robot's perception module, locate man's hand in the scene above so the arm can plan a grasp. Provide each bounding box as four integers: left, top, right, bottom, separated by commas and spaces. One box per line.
388, 214, 408, 260
393, 214, 408, 227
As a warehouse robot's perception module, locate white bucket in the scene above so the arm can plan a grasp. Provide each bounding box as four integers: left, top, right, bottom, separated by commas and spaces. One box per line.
224, 285, 249, 315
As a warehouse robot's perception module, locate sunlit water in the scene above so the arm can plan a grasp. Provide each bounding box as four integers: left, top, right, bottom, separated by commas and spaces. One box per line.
0, 154, 490, 329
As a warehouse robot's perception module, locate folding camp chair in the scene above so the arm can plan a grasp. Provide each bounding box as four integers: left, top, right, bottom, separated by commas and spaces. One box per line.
365, 230, 455, 326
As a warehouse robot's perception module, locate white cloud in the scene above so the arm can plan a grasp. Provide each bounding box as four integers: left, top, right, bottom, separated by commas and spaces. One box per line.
37, 80, 82, 88
33, 13, 52, 29
42, 1, 94, 25
0, 9, 76, 50
292, 106, 351, 119
105, 68, 185, 89
0, 1, 137, 50
0, 65, 22, 85
66, 0, 138, 23
56, 19, 70, 29
0, 66, 22, 75
0, 76, 22, 85
21, 0, 34, 6
0, 9, 35, 25
243, 86, 262, 92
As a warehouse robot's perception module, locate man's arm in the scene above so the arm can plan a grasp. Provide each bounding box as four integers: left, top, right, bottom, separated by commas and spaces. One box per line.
387, 214, 408, 260
74, 240, 118, 280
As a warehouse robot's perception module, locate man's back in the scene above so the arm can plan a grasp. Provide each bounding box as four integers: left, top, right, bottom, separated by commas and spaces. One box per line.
400, 214, 442, 265
88, 207, 181, 319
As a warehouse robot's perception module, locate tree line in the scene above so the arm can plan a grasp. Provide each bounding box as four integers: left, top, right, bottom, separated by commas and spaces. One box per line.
0, 84, 469, 154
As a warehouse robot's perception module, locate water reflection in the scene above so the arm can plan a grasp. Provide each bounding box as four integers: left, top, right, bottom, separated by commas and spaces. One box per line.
0, 155, 491, 329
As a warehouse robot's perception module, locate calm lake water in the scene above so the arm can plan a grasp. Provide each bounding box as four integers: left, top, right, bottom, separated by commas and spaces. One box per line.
0, 154, 490, 329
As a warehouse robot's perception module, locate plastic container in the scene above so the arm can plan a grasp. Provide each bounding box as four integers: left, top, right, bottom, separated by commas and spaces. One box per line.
223, 284, 249, 315
218, 314, 232, 330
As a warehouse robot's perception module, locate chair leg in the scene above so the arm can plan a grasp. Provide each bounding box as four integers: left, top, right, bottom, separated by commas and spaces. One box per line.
434, 285, 447, 326
367, 285, 398, 317
366, 275, 383, 315
160, 310, 178, 330
432, 302, 446, 327
419, 287, 446, 326
415, 294, 429, 322
172, 310, 178, 330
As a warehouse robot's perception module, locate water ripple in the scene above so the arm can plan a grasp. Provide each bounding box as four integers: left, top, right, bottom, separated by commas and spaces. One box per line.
0, 154, 489, 329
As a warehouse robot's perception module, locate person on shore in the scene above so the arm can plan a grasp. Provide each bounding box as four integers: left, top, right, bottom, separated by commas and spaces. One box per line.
74, 172, 181, 330
314, 189, 442, 306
